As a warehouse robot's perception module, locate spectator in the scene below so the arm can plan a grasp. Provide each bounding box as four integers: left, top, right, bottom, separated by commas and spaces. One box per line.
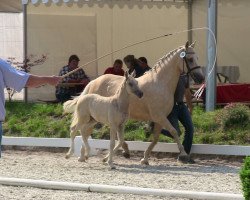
0, 58, 62, 158
138, 57, 151, 74
104, 59, 124, 76
55, 55, 90, 103
123, 55, 144, 78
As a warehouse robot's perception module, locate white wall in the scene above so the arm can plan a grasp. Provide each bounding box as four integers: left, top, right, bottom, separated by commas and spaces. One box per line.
26, 1, 188, 101
192, 0, 250, 83
0, 13, 23, 61
0, 12, 24, 101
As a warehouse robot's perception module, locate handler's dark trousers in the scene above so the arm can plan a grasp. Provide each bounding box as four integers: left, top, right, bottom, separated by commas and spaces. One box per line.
161, 102, 194, 154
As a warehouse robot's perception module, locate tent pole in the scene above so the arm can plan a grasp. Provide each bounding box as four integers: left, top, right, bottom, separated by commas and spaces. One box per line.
206, 0, 217, 111
23, 3, 28, 103
187, 0, 193, 43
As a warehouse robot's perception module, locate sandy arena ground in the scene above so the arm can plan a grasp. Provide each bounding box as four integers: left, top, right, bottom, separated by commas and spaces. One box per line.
0, 149, 243, 200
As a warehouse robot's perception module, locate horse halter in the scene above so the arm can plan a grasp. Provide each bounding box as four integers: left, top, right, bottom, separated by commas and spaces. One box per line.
180, 50, 201, 82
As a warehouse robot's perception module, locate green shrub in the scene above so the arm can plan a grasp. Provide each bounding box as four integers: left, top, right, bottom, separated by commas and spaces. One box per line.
240, 157, 250, 200
193, 106, 219, 132
216, 103, 250, 130
3, 102, 250, 145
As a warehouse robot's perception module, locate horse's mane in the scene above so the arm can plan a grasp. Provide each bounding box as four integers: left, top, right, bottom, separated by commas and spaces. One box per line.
149, 45, 185, 74
115, 77, 126, 96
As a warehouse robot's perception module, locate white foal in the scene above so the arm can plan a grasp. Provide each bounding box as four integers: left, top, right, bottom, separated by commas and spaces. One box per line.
65, 72, 143, 169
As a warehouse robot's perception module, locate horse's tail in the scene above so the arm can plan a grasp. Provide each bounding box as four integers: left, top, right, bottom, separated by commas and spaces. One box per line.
63, 97, 79, 114
63, 82, 91, 114
70, 110, 79, 130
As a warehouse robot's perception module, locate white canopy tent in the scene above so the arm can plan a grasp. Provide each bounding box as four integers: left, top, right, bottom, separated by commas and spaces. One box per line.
21, 0, 190, 101
3, 0, 250, 110
0, 0, 215, 106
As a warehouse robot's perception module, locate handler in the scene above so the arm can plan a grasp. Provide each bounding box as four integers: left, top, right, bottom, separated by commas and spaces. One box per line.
0, 58, 62, 158
161, 73, 195, 164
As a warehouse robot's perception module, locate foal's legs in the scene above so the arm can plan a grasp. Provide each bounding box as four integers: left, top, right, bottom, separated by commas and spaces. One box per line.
78, 121, 96, 162
113, 124, 125, 155
106, 126, 117, 169
65, 125, 78, 159
103, 124, 125, 163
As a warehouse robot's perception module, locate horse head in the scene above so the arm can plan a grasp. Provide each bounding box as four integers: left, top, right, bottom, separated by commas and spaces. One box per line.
180, 41, 205, 84
124, 71, 143, 98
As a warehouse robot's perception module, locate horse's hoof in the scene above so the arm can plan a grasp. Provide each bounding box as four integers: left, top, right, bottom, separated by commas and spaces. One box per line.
102, 157, 108, 163
140, 158, 149, 165
109, 165, 116, 170
65, 154, 70, 159
78, 157, 86, 162
122, 151, 130, 159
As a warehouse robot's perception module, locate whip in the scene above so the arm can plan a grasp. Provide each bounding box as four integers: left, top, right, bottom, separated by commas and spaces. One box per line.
60, 27, 217, 99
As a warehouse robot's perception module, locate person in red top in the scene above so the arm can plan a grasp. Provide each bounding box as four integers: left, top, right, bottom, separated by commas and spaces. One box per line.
104, 59, 124, 76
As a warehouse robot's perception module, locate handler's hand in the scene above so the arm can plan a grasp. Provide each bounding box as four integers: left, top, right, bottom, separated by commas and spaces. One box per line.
49, 76, 63, 86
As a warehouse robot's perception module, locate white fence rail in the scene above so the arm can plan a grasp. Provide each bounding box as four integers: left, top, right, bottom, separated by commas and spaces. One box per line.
0, 177, 244, 200
2, 136, 250, 156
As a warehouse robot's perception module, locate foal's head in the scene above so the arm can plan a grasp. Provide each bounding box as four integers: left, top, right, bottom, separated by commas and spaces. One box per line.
124, 71, 143, 98
179, 41, 205, 84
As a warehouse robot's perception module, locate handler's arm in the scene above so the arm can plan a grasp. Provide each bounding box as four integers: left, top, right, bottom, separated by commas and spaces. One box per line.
25, 75, 62, 88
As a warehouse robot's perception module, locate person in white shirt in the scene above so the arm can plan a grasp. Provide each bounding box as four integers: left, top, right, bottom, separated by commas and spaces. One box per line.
0, 58, 62, 158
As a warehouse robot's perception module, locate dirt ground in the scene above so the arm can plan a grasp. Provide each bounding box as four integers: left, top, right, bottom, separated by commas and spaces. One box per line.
0, 148, 244, 200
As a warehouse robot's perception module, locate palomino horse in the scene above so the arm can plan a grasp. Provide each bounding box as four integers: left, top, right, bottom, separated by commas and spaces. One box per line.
64, 41, 204, 165
65, 72, 143, 169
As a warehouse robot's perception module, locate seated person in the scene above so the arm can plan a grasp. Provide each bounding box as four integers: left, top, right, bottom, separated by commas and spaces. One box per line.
104, 59, 124, 76
138, 57, 151, 74
123, 55, 144, 78
55, 54, 90, 103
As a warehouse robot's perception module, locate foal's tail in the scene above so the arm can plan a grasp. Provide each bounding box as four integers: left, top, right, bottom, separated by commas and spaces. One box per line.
63, 82, 91, 114
63, 97, 79, 114
70, 110, 80, 130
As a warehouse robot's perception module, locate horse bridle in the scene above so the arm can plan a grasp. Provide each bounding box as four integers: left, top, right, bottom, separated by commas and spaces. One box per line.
181, 51, 201, 82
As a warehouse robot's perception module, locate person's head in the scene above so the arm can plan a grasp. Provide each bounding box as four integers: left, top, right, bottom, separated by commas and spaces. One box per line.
138, 57, 148, 68
113, 59, 123, 72
123, 55, 135, 69
68, 54, 80, 69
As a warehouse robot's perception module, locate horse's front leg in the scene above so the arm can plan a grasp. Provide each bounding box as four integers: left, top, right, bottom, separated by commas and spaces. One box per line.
159, 116, 187, 154
141, 117, 188, 165
140, 123, 162, 165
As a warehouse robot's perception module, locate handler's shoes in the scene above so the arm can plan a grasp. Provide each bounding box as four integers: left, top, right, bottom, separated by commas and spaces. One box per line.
177, 156, 195, 164
187, 158, 195, 164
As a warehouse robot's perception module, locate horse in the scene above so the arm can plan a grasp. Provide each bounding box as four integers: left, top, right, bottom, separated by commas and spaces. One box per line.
65, 71, 143, 169
64, 41, 204, 165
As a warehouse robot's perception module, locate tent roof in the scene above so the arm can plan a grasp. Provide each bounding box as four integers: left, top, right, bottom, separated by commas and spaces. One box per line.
0, 0, 22, 13
0, 0, 187, 13
22, 0, 187, 5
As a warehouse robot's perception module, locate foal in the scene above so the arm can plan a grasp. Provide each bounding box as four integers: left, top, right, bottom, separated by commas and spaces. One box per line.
65, 72, 143, 169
